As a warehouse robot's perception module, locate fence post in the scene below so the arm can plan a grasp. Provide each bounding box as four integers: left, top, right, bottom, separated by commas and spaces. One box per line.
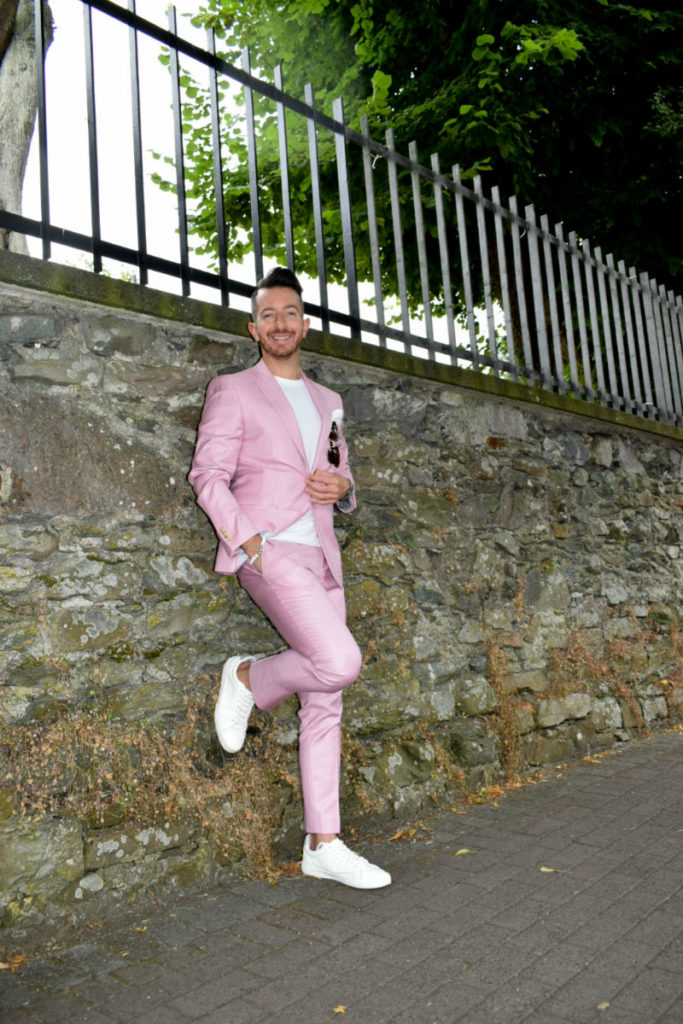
525, 204, 551, 387
453, 165, 479, 370
617, 261, 644, 415
127, 0, 149, 286
386, 128, 411, 349
509, 195, 534, 380
640, 272, 671, 420
660, 286, 683, 422
33, 0, 51, 260
555, 224, 579, 396
207, 28, 228, 304
409, 140, 434, 350
667, 292, 683, 424
361, 114, 386, 346
594, 246, 619, 407
474, 177, 498, 374
242, 48, 263, 283
304, 83, 330, 332
540, 214, 565, 394
274, 65, 295, 272
606, 254, 630, 412
629, 267, 656, 417
83, 3, 102, 274
431, 154, 457, 361
581, 239, 607, 404
332, 97, 361, 339
492, 185, 516, 378
169, 7, 190, 296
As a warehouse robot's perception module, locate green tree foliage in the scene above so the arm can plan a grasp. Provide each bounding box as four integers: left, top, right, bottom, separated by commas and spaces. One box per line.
160, 0, 682, 303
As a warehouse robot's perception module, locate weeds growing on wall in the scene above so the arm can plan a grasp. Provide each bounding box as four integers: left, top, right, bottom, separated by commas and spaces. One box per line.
0, 687, 302, 880
546, 615, 682, 731
340, 732, 380, 816
670, 618, 683, 682
486, 640, 522, 781
417, 723, 470, 795
485, 604, 682, 781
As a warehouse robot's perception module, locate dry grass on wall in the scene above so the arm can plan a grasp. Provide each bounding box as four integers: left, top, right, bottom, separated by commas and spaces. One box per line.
0, 688, 305, 881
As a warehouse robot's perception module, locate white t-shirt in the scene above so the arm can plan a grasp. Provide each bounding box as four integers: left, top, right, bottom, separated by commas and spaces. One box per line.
270, 376, 321, 547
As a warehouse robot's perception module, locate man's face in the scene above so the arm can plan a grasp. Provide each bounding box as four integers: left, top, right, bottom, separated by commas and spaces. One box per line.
248, 286, 310, 362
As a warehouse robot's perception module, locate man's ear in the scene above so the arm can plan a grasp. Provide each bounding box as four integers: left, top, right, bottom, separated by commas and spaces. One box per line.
247, 322, 259, 343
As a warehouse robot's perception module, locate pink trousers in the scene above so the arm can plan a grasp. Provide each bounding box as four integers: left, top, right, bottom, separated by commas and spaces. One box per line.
237, 541, 362, 834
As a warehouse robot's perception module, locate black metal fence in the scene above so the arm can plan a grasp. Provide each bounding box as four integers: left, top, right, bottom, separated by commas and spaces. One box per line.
3, 0, 682, 428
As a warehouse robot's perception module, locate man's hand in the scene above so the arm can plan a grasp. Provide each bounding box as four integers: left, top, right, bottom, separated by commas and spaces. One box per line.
242, 534, 264, 573
306, 469, 351, 506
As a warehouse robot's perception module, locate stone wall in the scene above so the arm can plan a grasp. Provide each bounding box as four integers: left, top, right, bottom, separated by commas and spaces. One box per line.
1, 253, 682, 942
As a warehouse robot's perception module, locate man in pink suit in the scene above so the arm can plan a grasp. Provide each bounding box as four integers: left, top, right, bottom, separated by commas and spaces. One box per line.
189, 267, 391, 889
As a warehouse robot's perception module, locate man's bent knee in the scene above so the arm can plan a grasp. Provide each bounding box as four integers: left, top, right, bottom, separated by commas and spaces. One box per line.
312, 637, 362, 691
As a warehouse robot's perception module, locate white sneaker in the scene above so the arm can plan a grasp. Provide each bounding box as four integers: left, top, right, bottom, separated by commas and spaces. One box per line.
301, 835, 392, 889
215, 655, 255, 752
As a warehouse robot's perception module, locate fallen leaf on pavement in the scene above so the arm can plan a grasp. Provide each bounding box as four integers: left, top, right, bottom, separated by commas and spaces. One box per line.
279, 861, 302, 877
389, 826, 425, 842
455, 848, 476, 856
0, 955, 28, 973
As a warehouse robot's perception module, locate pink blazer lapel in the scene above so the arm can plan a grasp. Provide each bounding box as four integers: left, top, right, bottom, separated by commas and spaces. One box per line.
304, 378, 333, 470
252, 359, 309, 468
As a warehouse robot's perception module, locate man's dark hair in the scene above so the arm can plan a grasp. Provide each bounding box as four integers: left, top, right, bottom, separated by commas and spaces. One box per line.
251, 266, 303, 319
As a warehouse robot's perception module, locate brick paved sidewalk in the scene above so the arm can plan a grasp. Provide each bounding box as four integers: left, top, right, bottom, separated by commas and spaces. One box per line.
1, 730, 681, 1024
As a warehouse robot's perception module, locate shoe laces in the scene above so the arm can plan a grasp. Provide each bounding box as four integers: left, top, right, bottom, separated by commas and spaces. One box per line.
326, 839, 369, 867
230, 683, 254, 720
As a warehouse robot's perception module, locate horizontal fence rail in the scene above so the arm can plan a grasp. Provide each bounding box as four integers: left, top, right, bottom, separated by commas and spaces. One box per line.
2, 0, 682, 427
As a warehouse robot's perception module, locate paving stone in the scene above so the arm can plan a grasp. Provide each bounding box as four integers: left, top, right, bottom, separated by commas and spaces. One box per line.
315, 929, 396, 972
0, 973, 42, 1011
0, 1010, 50, 1024
655, 994, 683, 1023
312, 907, 383, 945
402, 977, 490, 1022
96, 983, 172, 1022
242, 960, 332, 1011
368, 903, 445, 939
605, 966, 683, 1019
192, 1004, 260, 1024
649, 933, 683, 973
622, 905, 683, 948
9, 992, 98, 1023
68, 972, 137, 1007
162, 967, 261, 1018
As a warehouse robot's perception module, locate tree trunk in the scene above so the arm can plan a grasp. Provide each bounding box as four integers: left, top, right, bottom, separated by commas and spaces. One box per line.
0, 0, 53, 253
0, 0, 20, 59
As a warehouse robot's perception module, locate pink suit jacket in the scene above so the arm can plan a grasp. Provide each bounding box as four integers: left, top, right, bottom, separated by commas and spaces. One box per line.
188, 358, 355, 586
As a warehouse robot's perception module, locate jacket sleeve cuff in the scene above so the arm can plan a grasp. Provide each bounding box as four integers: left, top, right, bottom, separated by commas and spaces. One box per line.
336, 481, 355, 513
221, 516, 259, 557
